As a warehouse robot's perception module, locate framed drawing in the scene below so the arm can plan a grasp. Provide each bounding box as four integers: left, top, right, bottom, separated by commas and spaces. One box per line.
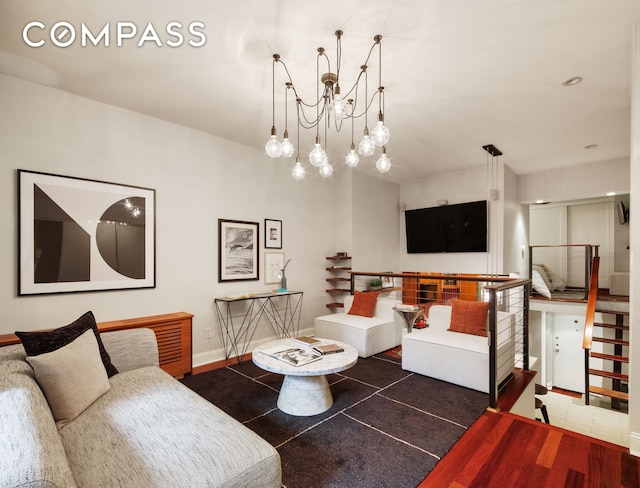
264, 252, 285, 285
264, 219, 282, 249
18, 169, 156, 296
218, 219, 259, 282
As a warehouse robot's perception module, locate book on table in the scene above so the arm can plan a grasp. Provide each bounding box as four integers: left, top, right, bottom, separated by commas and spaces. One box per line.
313, 343, 344, 355
262, 346, 322, 366
292, 336, 321, 346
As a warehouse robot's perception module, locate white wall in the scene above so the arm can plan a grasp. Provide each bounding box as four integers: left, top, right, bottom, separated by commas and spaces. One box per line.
614, 194, 631, 271
0, 74, 344, 367
628, 22, 640, 457
503, 165, 529, 278
518, 157, 630, 204
351, 171, 400, 272
399, 164, 503, 274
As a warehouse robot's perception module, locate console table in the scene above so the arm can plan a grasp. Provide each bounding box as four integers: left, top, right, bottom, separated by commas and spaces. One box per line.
214, 291, 303, 362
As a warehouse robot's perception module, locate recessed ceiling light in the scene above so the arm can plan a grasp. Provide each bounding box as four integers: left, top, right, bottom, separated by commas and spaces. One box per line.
584, 144, 598, 149
606, 192, 616, 196
535, 199, 545, 204
562, 76, 583, 86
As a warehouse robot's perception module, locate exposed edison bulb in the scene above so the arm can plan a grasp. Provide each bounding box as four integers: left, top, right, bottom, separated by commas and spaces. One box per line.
371, 120, 390, 146
265, 128, 282, 158
359, 132, 375, 157
345, 143, 359, 168
292, 159, 305, 180
281, 137, 295, 158
319, 162, 333, 177
309, 142, 327, 167
331, 94, 345, 121
376, 148, 391, 173
345, 149, 360, 168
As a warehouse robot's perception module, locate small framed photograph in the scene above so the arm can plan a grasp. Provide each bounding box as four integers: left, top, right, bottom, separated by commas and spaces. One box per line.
218, 219, 259, 282
264, 252, 285, 284
18, 169, 156, 295
264, 219, 282, 249
382, 276, 394, 288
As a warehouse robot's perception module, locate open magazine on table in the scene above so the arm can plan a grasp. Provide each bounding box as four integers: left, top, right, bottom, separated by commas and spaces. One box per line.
262, 346, 322, 367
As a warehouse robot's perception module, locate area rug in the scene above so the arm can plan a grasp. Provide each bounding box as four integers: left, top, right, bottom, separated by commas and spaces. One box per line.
181, 352, 488, 488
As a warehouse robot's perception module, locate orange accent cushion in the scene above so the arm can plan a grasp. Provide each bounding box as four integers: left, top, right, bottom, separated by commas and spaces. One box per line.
347, 290, 380, 318
447, 298, 489, 337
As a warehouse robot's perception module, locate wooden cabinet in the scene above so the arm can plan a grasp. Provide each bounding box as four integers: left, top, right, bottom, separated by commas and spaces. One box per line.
402, 273, 479, 304
326, 255, 352, 309
98, 312, 193, 379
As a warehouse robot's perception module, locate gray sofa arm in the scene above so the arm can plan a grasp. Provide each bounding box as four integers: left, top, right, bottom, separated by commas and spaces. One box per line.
100, 328, 160, 373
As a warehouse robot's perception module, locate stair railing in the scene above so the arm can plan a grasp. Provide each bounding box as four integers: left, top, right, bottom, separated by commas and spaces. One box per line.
582, 255, 600, 405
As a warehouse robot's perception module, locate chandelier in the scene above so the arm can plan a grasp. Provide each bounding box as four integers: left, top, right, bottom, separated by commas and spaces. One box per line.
265, 30, 391, 180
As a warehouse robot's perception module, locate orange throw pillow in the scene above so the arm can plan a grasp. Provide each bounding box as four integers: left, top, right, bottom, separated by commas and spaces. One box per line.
448, 298, 489, 337
347, 290, 380, 318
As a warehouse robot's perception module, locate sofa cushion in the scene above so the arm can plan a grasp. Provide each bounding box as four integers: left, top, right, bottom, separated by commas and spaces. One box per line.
16, 311, 118, 377
27, 329, 111, 428
316, 312, 393, 330
447, 298, 489, 337
0, 344, 77, 488
59, 366, 281, 488
348, 290, 379, 317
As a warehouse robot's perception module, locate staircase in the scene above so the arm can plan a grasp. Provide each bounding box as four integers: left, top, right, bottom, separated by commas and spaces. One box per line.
582, 256, 629, 410
586, 307, 629, 409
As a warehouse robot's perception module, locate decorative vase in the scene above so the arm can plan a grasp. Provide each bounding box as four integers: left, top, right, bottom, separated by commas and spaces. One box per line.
280, 270, 287, 290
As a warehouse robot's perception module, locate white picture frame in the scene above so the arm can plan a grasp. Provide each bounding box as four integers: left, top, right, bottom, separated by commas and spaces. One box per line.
264, 252, 285, 284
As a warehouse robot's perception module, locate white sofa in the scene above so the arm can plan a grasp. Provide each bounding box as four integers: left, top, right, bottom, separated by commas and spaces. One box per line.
402, 304, 515, 393
1, 327, 281, 488
314, 294, 402, 357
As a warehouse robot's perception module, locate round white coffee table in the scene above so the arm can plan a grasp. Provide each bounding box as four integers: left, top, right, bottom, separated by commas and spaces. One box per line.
252, 338, 358, 416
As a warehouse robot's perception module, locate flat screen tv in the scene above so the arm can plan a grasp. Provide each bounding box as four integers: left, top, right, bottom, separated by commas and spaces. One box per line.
405, 200, 488, 253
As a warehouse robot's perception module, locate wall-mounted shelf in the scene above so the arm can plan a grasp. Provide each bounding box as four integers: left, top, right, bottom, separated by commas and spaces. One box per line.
325, 255, 352, 310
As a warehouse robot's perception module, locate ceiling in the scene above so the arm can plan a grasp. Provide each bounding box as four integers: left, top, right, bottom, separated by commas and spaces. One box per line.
1, 0, 639, 184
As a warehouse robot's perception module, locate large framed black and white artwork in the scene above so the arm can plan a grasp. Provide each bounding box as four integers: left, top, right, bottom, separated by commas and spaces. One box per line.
18, 170, 156, 295
218, 219, 259, 282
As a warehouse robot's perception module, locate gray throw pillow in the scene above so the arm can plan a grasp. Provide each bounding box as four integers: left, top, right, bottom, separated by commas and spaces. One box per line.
26, 329, 111, 428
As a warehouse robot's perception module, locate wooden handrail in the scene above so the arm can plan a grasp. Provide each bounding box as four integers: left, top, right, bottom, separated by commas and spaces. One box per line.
582, 256, 600, 350
350, 271, 515, 283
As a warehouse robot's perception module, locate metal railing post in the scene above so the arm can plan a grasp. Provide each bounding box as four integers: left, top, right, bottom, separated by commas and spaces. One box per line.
488, 288, 498, 409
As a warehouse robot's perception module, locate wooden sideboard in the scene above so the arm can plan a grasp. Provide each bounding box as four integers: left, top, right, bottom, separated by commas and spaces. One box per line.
0, 312, 193, 379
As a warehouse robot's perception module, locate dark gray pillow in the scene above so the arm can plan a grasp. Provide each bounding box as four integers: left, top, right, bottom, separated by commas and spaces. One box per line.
15, 311, 118, 377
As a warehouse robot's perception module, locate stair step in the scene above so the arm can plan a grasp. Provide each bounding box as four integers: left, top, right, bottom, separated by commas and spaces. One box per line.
589, 368, 629, 381
594, 322, 629, 331
595, 309, 629, 316
592, 337, 629, 346
590, 352, 629, 363
589, 385, 629, 401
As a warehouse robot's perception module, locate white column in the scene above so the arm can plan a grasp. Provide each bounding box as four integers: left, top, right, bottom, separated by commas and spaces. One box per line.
628, 22, 640, 456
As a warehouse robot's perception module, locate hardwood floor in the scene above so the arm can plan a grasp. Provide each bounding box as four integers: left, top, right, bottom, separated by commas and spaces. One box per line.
420, 410, 640, 487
